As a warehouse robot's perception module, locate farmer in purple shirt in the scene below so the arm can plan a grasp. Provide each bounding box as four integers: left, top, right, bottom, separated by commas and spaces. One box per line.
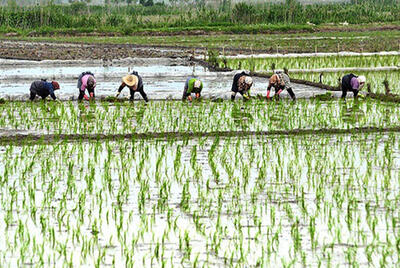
341, 74, 366, 99
77, 71, 96, 101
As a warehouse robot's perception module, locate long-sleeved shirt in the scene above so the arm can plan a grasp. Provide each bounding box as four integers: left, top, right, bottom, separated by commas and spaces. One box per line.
80, 74, 96, 92
342, 74, 359, 91
118, 72, 148, 102
350, 77, 360, 90
185, 78, 203, 94
231, 72, 251, 93
267, 73, 291, 91
118, 72, 143, 93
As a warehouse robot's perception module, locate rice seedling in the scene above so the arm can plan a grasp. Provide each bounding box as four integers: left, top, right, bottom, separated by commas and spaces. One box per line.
1, 128, 399, 266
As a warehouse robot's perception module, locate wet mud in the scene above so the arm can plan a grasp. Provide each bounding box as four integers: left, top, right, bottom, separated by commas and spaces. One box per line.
0, 40, 198, 61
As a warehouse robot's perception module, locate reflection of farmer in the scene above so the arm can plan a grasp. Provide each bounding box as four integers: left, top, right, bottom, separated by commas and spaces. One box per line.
231, 71, 253, 101
341, 74, 366, 99
77, 71, 96, 101
183, 77, 203, 101
29, 80, 60, 101
266, 72, 296, 100
116, 71, 148, 102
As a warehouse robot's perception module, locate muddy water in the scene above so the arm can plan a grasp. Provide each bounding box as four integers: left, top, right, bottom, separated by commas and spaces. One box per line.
0, 58, 332, 100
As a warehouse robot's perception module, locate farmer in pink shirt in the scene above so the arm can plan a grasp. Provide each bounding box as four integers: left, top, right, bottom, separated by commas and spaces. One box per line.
77, 71, 96, 101
341, 74, 366, 99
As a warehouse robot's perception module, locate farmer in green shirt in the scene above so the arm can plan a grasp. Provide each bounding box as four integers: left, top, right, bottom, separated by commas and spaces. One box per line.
183, 77, 203, 101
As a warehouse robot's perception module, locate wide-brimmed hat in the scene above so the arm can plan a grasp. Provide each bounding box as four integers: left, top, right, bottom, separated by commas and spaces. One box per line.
358, 75, 366, 83
122, 75, 138, 87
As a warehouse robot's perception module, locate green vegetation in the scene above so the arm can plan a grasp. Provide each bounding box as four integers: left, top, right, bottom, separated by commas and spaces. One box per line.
1, 1, 400, 266
219, 55, 399, 71
0, 0, 399, 35
292, 71, 400, 94
1, 99, 400, 266
1, 99, 400, 135
218, 54, 400, 93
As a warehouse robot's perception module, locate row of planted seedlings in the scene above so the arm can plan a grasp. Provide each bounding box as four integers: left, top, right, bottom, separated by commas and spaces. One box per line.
290, 70, 400, 95
1, 98, 400, 136
218, 55, 399, 72
1, 132, 400, 266
216, 55, 400, 94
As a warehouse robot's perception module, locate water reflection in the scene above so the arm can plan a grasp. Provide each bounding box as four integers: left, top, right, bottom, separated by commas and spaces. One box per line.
340, 100, 365, 123
231, 105, 254, 130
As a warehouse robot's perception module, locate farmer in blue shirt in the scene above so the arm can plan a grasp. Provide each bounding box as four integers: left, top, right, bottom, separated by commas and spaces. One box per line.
29, 80, 60, 101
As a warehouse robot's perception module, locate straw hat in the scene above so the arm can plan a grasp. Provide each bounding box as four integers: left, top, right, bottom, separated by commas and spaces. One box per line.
122, 75, 138, 87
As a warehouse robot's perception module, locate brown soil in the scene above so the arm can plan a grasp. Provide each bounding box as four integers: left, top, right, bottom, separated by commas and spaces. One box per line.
0, 40, 197, 61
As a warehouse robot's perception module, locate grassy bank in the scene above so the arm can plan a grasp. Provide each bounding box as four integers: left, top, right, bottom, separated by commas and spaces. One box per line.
0, 0, 399, 34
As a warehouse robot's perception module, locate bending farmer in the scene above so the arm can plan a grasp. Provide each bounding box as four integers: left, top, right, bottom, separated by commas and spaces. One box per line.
341, 74, 366, 99
29, 80, 60, 101
116, 71, 148, 102
77, 71, 96, 101
183, 77, 203, 101
231, 71, 253, 101
267, 72, 296, 100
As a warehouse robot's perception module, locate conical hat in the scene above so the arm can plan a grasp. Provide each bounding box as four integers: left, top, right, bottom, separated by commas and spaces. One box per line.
122, 75, 138, 87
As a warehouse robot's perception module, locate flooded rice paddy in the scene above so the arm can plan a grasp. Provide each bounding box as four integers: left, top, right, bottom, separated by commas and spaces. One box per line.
0, 58, 331, 101
0, 133, 399, 266
0, 58, 399, 267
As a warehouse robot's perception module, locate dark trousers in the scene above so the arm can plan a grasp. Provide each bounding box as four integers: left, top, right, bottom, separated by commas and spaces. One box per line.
341, 76, 358, 99
284, 87, 296, 99
29, 90, 49, 100
130, 85, 148, 102
78, 88, 95, 100
341, 86, 359, 99
273, 86, 296, 100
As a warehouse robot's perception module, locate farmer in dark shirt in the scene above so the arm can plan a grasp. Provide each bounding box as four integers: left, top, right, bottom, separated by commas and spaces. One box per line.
231, 71, 253, 101
116, 71, 148, 102
29, 80, 60, 101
